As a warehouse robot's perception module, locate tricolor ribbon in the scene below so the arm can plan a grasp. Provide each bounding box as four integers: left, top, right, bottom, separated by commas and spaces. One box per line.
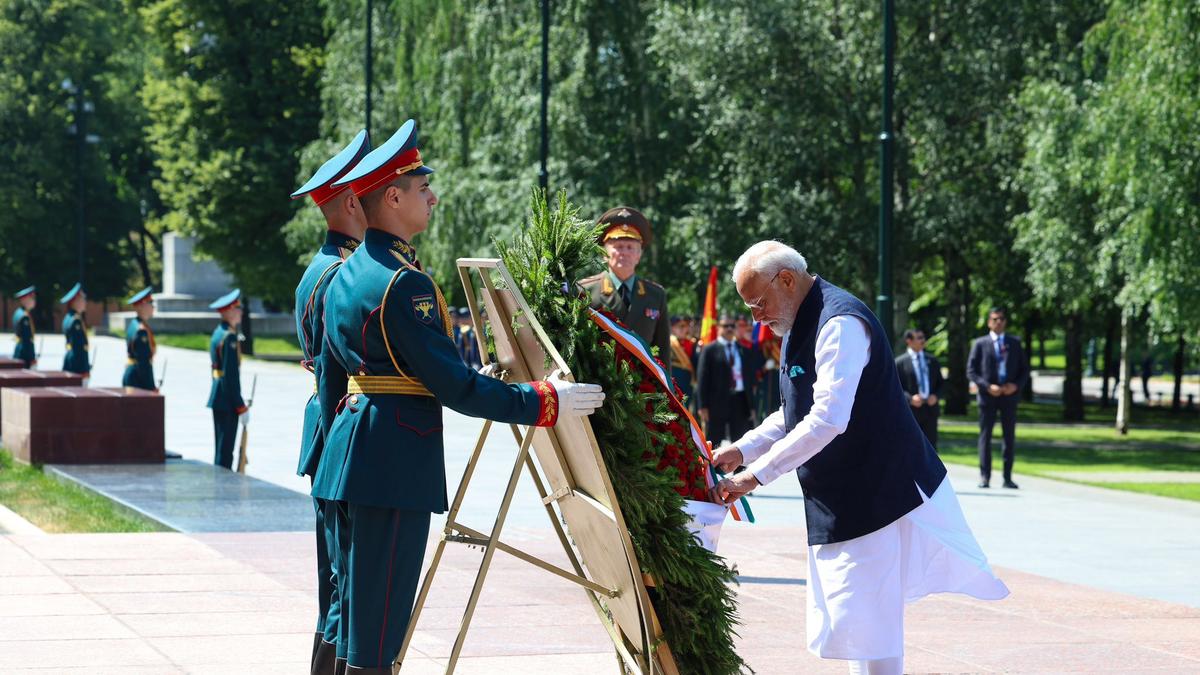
588, 309, 754, 523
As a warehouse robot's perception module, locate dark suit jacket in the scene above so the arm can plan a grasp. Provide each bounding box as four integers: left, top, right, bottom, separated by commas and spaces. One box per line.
895, 350, 944, 401
695, 340, 756, 412
579, 272, 670, 362
967, 333, 1028, 404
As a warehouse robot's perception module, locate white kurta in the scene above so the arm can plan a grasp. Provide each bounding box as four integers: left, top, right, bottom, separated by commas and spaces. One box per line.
733, 316, 1009, 659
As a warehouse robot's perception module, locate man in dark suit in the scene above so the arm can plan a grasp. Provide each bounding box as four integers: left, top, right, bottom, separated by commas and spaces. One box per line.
696, 315, 756, 445
967, 307, 1028, 489
578, 207, 670, 362
895, 328, 944, 448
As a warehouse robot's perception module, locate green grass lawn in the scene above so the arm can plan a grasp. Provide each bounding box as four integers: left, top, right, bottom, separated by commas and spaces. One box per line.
115, 331, 302, 358
944, 399, 1198, 430
936, 416, 1200, 502
0, 450, 167, 533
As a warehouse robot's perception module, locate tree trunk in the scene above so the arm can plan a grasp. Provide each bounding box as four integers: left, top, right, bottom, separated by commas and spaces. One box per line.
943, 251, 971, 415
1173, 333, 1185, 411
1022, 315, 1035, 403
1039, 324, 1047, 369
241, 296, 255, 356
1101, 311, 1117, 407
1115, 310, 1133, 435
1063, 312, 1085, 421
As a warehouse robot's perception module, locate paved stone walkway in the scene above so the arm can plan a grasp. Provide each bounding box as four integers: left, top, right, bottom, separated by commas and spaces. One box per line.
1048, 470, 1200, 484
3, 524, 1200, 673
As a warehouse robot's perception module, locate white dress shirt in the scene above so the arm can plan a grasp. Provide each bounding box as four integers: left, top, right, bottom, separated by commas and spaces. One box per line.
716, 336, 745, 392
734, 315, 871, 486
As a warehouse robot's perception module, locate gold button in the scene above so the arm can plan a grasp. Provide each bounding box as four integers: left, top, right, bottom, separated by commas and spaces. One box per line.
349, 395, 359, 405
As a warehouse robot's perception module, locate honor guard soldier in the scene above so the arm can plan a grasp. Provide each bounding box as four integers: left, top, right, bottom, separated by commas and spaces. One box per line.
11, 286, 37, 367
314, 120, 604, 673
123, 288, 157, 390
60, 283, 91, 379
290, 129, 371, 673
207, 289, 248, 470
578, 207, 670, 361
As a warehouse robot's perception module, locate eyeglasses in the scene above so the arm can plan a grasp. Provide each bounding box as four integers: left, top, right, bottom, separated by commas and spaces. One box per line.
743, 270, 782, 312
721, 323, 736, 329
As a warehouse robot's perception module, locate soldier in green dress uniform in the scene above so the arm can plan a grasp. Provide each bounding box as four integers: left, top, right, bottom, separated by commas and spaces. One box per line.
315, 120, 604, 673
122, 287, 157, 390
578, 207, 671, 361
290, 129, 371, 674
60, 283, 90, 379
206, 289, 248, 470
11, 286, 37, 367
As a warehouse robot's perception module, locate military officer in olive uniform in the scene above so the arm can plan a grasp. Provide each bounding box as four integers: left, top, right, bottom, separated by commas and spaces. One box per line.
122, 288, 157, 390
11, 286, 37, 367
206, 289, 248, 470
578, 207, 670, 361
290, 129, 371, 674
315, 120, 604, 673
60, 283, 91, 379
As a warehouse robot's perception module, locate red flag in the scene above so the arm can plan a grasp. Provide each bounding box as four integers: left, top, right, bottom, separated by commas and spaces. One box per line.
699, 266, 718, 346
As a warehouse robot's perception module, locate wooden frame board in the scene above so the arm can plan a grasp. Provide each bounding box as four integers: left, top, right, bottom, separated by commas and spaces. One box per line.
396, 258, 677, 674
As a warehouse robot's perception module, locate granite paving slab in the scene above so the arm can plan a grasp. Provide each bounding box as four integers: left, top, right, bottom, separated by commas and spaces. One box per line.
44, 460, 312, 533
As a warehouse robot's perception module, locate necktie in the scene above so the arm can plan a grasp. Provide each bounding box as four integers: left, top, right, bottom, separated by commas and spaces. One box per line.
917, 352, 929, 397
618, 283, 631, 310
995, 337, 1007, 384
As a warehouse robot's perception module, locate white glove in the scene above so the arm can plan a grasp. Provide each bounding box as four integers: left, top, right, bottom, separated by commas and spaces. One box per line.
547, 370, 604, 417
239, 411, 250, 427
478, 363, 500, 379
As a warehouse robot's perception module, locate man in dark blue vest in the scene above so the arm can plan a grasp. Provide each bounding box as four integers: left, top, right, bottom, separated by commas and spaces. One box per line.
713, 241, 1007, 675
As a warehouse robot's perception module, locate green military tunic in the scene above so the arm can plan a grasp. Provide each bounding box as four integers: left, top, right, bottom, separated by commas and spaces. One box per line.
122, 318, 156, 390
206, 321, 246, 469
61, 310, 90, 376
314, 228, 558, 668
11, 307, 36, 367
293, 229, 359, 645
579, 270, 670, 361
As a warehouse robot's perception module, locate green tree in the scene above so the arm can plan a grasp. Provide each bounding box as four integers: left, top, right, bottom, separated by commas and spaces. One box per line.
140, 0, 325, 310
0, 0, 151, 313
1085, 0, 1200, 421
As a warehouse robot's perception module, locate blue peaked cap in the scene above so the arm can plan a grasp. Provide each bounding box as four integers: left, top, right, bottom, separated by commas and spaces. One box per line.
333, 120, 433, 193
127, 287, 153, 305
209, 288, 241, 311
290, 130, 371, 202
60, 283, 83, 304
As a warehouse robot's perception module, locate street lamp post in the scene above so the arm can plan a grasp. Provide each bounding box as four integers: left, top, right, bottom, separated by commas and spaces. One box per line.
539, 0, 550, 191
63, 78, 99, 286
877, 0, 895, 343
365, 0, 373, 139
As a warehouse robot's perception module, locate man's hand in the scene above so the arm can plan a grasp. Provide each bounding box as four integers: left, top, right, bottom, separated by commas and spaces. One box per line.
711, 445, 744, 474
547, 370, 605, 417
700, 407, 709, 423
714, 471, 760, 504
910, 394, 924, 408
988, 384, 1003, 397
927, 393, 938, 406
1002, 383, 1018, 396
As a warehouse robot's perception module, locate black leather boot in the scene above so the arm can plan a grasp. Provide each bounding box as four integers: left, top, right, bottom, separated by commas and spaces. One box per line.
334, 658, 348, 675
311, 638, 338, 675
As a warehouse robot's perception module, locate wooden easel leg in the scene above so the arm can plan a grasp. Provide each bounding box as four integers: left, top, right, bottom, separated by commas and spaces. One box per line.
444, 425, 538, 672
396, 420, 494, 668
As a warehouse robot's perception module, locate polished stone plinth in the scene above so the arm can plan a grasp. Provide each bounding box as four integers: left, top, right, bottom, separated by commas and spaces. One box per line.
0, 358, 25, 370
2, 387, 163, 465
0, 370, 84, 421
45, 460, 312, 533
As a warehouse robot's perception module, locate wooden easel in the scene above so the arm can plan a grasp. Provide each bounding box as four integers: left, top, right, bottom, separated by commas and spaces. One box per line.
396, 259, 678, 674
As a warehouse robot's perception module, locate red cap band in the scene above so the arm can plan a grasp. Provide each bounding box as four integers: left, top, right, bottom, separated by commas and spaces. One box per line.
348, 148, 423, 197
